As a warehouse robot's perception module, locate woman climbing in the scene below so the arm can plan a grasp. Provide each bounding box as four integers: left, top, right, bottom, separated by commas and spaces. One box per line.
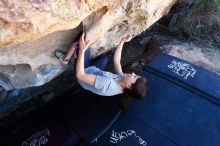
55, 32, 147, 98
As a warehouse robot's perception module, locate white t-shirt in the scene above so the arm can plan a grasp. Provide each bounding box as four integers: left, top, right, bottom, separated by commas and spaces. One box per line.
77, 66, 123, 96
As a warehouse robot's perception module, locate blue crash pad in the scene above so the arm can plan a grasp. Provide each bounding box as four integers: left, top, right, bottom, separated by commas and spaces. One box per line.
87, 53, 220, 146
69, 97, 122, 143
4, 119, 72, 146
144, 53, 220, 104
83, 113, 177, 146
2, 53, 220, 146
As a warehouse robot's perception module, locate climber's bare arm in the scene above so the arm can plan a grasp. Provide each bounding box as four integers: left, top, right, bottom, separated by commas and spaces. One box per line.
113, 33, 132, 74
113, 40, 124, 74
76, 33, 96, 86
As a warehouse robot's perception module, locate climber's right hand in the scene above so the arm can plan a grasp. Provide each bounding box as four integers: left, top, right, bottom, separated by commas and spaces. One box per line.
79, 32, 90, 52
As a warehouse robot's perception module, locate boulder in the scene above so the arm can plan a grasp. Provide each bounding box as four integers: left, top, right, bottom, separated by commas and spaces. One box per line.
0, 0, 176, 89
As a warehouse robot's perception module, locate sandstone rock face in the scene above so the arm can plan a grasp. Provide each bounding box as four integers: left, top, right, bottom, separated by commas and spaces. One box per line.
0, 0, 176, 89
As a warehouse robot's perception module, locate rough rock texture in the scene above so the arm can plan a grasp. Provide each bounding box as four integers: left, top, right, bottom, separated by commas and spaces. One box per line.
0, 0, 176, 89
1, 0, 176, 48
0, 27, 82, 89
84, 0, 177, 57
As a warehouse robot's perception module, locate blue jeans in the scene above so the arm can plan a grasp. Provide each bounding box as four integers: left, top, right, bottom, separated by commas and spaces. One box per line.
76, 48, 108, 70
